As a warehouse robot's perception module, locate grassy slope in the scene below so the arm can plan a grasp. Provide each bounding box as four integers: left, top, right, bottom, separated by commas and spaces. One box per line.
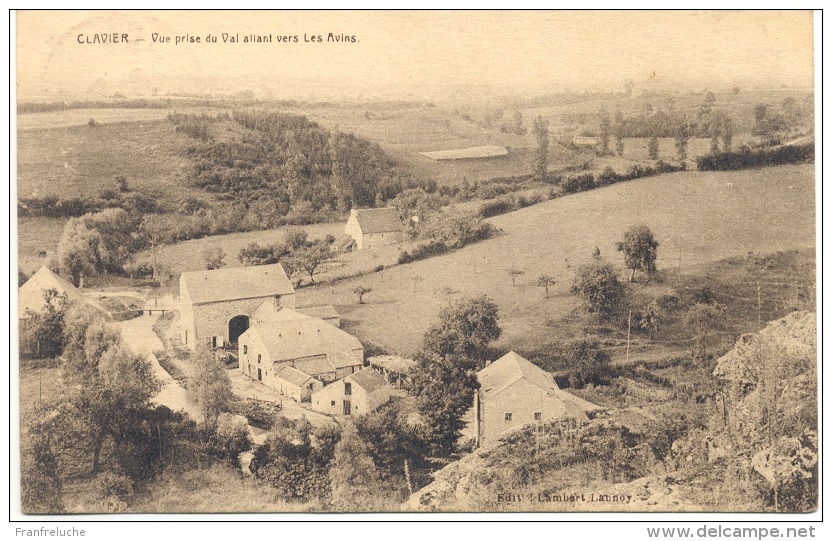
17, 119, 195, 200
296, 164, 815, 356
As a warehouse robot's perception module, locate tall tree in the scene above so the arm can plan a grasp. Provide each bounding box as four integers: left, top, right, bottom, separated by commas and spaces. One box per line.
674, 121, 690, 161
616, 224, 659, 282
613, 110, 625, 156
570, 260, 626, 321
598, 111, 612, 155
512, 110, 525, 135
422, 295, 501, 365
532, 115, 550, 181
328, 426, 386, 511
721, 117, 735, 152
188, 348, 234, 422
411, 352, 479, 456
648, 136, 660, 160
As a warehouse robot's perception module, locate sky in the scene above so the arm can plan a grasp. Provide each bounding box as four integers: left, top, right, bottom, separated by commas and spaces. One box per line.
15, 10, 815, 101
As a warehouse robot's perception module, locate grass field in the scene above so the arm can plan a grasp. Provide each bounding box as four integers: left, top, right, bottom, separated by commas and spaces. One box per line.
294, 164, 815, 357
17, 216, 67, 276
17, 119, 197, 201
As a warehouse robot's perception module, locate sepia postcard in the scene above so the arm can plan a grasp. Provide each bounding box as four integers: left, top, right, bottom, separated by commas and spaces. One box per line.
13, 10, 818, 517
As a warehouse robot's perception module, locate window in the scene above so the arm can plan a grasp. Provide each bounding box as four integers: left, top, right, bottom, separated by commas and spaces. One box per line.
243, 345, 248, 354
505, 413, 512, 421
344, 383, 352, 396
308, 383, 314, 390
331, 400, 336, 407
258, 354, 261, 364
534, 412, 542, 421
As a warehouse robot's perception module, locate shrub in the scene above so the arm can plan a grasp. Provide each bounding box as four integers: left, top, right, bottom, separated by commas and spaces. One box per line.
398, 240, 448, 264
479, 196, 516, 218
695, 143, 814, 171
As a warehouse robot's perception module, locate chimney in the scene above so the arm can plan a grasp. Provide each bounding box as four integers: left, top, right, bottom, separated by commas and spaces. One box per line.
485, 360, 492, 367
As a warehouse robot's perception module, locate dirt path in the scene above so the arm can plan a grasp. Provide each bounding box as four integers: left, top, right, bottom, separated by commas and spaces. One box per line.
112, 314, 202, 421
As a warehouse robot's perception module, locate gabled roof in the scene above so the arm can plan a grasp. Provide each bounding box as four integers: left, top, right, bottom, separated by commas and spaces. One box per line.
350, 207, 402, 234
347, 368, 389, 394
478, 351, 602, 412
252, 302, 311, 325
243, 319, 363, 368
19, 266, 84, 318
297, 305, 340, 321
274, 365, 318, 388
294, 355, 337, 377
181, 263, 294, 305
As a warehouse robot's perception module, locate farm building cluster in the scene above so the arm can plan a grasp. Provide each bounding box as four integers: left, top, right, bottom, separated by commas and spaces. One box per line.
177, 261, 394, 417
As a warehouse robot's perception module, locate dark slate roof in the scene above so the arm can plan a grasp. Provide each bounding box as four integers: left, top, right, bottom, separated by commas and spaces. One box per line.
352, 208, 403, 234
181, 263, 294, 305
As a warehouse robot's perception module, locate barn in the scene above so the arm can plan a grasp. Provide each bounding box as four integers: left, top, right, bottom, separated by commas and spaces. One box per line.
311, 367, 391, 417
344, 207, 403, 250
178, 263, 295, 350
238, 316, 364, 392
472, 351, 603, 446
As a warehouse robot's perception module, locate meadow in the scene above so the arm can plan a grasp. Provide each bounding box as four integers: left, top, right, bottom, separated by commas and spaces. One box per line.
294, 164, 815, 357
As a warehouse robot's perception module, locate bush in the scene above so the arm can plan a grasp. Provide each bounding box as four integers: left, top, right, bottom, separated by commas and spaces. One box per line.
561, 173, 595, 194
398, 240, 448, 264
479, 196, 516, 218
570, 260, 626, 320
203, 413, 252, 467
695, 143, 814, 171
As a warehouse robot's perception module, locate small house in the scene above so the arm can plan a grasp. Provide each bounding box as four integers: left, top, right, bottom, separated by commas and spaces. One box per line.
472, 351, 603, 446
311, 368, 391, 416
344, 207, 403, 250
272, 365, 323, 402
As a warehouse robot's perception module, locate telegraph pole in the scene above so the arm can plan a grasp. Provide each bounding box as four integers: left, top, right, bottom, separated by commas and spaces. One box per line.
757, 281, 762, 325
626, 310, 632, 364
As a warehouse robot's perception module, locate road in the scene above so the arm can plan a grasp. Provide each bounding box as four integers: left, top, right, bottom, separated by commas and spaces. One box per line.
112, 314, 203, 421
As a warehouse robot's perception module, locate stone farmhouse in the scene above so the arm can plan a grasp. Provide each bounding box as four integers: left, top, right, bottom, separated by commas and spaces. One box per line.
312, 367, 391, 416
344, 207, 403, 250
178, 263, 295, 350
238, 312, 364, 392
472, 351, 603, 446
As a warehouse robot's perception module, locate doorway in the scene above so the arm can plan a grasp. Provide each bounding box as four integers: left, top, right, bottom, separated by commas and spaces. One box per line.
343, 400, 351, 416
257, 368, 262, 381
228, 315, 250, 345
